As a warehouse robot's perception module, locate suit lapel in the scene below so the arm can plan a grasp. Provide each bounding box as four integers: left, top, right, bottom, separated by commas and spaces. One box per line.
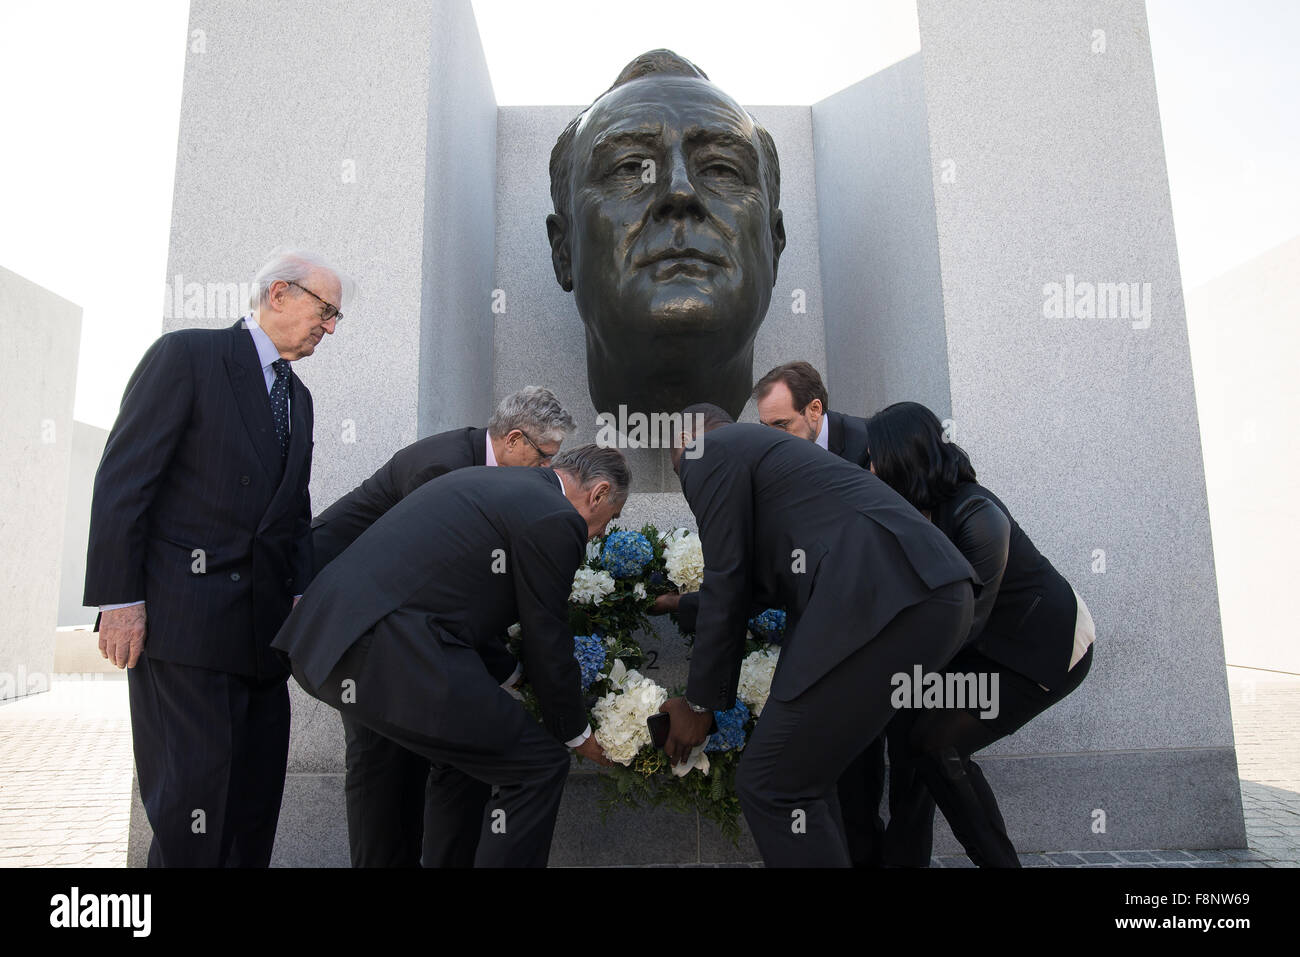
260, 370, 311, 530
827, 410, 846, 458
470, 427, 487, 467
225, 322, 282, 483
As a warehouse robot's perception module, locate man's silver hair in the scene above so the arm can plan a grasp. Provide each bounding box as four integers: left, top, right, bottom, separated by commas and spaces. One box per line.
550, 444, 631, 503
488, 386, 577, 445
250, 246, 357, 314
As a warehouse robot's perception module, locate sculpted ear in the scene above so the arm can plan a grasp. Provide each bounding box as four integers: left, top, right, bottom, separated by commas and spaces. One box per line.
769, 208, 786, 286
546, 213, 574, 292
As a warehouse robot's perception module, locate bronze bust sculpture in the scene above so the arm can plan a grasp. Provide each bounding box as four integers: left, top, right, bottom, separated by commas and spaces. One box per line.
547, 50, 786, 422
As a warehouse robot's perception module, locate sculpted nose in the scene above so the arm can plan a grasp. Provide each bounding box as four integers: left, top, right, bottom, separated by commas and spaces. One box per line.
653, 152, 704, 221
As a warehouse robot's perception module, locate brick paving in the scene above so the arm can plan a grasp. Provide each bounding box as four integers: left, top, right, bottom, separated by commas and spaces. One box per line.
0, 677, 131, 868
0, 665, 1295, 867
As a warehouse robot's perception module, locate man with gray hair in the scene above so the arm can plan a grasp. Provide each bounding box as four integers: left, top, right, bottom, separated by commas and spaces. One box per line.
84, 246, 352, 866
274, 445, 630, 866
309, 386, 576, 867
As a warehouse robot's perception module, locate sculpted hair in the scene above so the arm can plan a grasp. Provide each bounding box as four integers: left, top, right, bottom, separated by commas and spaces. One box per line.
250, 246, 356, 314
550, 444, 631, 502
753, 361, 829, 413
864, 401, 977, 511
548, 49, 782, 220
488, 386, 577, 445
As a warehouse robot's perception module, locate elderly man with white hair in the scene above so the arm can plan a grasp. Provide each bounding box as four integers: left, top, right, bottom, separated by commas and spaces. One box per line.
84, 247, 354, 867
310, 385, 577, 868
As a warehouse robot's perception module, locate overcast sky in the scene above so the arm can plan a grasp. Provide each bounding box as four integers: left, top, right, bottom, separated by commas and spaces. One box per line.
0, 0, 1295, 428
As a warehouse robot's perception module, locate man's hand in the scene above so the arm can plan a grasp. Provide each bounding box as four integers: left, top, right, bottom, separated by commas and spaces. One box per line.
650, 592, 681, 615
573, 734, 614, 767
99, 604, 148, 669
659, 697, 714, 767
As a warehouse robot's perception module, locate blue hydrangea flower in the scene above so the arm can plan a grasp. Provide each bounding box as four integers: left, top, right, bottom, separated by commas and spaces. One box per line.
748, 608, 787, 645
573, 634, 606, 691
600, 530, 655, 579
705, 699, 751, 752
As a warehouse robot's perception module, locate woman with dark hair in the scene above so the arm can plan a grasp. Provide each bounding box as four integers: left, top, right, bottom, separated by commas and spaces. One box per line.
865, 401, 1095, 868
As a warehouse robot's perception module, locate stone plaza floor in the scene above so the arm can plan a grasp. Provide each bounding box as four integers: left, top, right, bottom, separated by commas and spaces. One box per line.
0, 665, 1296, 868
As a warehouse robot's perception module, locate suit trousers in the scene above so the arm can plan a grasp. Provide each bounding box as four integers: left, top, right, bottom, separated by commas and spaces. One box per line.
735, 580, 973, 867
341, 714, 490, 867
127, 655, 290, 867
835, 734, 887, 867
294, 630, 570, 868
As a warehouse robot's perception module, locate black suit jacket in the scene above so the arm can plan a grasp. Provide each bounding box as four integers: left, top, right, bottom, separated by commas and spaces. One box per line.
272, 466, 590, 743
311, 426, 487, 573
678, 424, 977, 710
932, 481, 1078, 689
83, 320, 313, 678
827, 409, 871, 468
675, 410, 872, 633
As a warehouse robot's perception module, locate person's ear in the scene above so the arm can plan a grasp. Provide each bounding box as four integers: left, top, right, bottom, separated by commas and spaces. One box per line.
769, 208, 786, 285
546, 213, 574, 292
269, 279, 289, 311
591, 480, 610, 507
807, 398, 823, 418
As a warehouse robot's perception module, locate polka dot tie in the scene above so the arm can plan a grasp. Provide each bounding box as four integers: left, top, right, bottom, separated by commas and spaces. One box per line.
270, 359, 291, 457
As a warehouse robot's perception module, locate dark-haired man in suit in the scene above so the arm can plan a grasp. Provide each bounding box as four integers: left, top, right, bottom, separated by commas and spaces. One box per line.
752, 360, 870, 467
273, 445, 628, 867
655, 361, 886, 865
84, 247, 350, 867
659, 406, 977, 866
311, 386, 576, 868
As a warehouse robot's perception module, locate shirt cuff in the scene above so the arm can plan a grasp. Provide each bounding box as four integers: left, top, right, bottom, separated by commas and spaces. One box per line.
499, 662, 523, 690
100, 601, 145, 612
565, 725, 593, 749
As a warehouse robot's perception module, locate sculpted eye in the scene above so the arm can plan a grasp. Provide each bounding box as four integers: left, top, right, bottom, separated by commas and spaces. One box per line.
700, 161, 743, 181
611, 157, 647, 176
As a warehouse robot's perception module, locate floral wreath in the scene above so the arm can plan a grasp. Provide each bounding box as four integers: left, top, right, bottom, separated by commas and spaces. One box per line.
507, 524, 786, 842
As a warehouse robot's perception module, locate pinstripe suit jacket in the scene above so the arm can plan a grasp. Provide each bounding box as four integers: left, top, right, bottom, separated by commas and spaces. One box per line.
84, 320, 314, 678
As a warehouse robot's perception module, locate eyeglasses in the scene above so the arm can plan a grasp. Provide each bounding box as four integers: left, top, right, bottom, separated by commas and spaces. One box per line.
518, 430, 560, 461
286, 280, 342, 323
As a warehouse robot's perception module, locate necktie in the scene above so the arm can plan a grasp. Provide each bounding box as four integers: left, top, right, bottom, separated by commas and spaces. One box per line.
270, 359, 291, 457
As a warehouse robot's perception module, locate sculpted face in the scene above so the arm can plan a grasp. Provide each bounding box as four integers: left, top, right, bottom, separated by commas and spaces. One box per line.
550, 73, 784, 420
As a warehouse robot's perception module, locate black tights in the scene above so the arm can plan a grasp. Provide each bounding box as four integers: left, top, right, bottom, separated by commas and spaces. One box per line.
884, 645, 1093, 867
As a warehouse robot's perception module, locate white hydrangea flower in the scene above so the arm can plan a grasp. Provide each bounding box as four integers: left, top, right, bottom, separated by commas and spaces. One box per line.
585, 539, 603, 563
570, 566, 616, 605
591, 666, 668, 765
737, 647, 780, 716
662, 528, 704, 593
633, 582, 647, 600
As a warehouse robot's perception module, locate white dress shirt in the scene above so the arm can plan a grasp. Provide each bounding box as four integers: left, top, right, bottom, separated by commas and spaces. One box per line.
815, 412, 829, 450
